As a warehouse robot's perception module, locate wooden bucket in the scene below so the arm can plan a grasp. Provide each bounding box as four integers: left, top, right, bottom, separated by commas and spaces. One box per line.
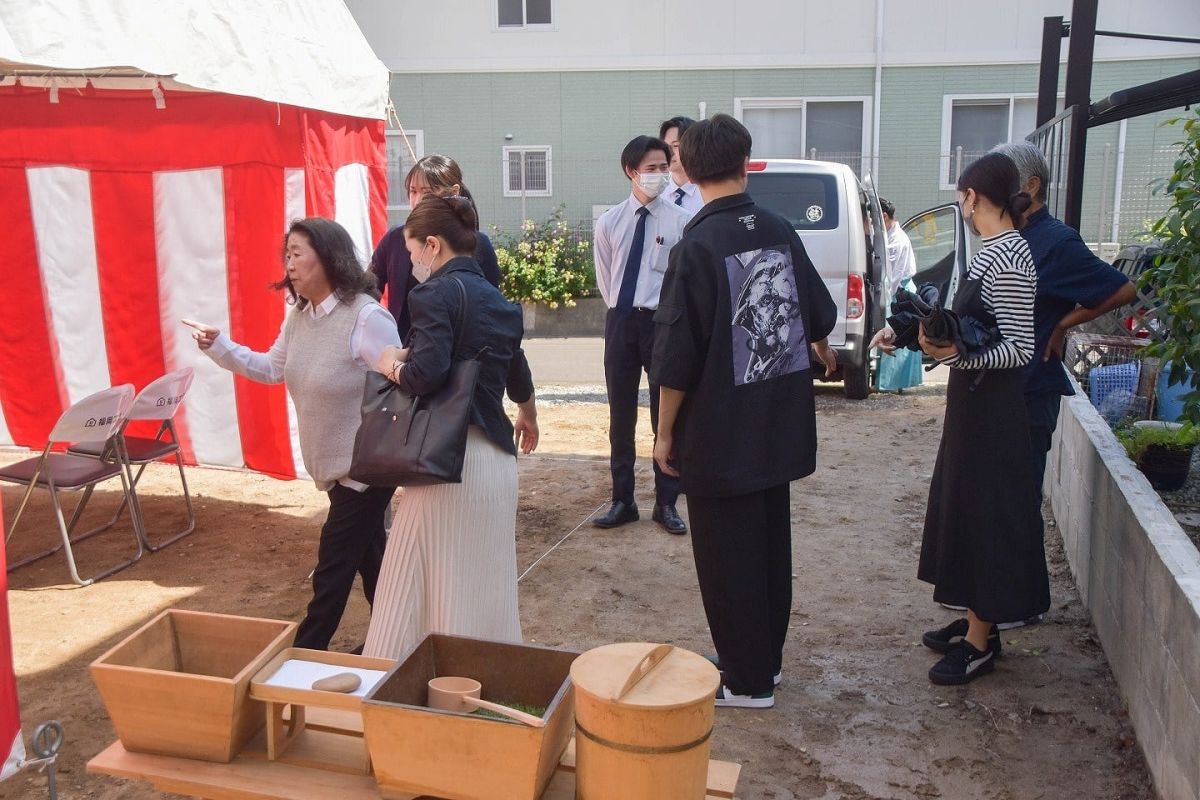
570, 642, 720, 800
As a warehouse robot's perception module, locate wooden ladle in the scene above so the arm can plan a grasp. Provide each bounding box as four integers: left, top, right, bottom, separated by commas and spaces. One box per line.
426, 676, 546, 728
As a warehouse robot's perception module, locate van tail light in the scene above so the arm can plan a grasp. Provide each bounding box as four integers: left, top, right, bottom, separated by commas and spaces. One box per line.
847, 274, 865, 320
747, 160, 768, 171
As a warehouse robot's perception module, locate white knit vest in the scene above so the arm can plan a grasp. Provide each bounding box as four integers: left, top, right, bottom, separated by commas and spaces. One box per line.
283, 293, 376, 490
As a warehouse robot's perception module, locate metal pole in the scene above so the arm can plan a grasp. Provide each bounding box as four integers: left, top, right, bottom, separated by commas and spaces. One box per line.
520, 150, 527, 224
1062, 0, 1097, 231
1038, 16, 1065, 127
1098, 142, 1112, 246
1112, 119, 1128, 243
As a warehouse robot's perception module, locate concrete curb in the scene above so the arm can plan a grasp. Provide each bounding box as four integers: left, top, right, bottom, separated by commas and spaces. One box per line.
1046, 377, 1200, 800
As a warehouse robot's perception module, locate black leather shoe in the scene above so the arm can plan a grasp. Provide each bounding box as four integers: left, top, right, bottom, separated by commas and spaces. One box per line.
593, 500, 639, 528
652, 504, 687, 534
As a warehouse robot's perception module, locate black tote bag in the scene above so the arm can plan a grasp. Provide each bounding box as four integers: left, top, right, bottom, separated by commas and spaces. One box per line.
349, 276, 480, 487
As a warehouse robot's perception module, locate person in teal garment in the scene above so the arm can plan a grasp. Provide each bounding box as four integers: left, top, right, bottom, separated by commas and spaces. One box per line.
876, 198, 924, 392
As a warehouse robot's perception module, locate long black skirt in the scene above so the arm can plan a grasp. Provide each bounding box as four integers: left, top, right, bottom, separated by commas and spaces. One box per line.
917, 367, 1051, 623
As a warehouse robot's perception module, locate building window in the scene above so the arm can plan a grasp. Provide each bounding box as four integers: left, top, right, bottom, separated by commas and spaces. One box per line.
502, 146, 552, 197
734, 97, 870, 176
940, 95, 1062, 188
497, 0, 552, 28
385, 129, 424, 211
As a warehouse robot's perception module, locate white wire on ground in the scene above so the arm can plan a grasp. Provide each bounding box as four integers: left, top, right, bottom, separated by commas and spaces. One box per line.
517, 500, 607, 583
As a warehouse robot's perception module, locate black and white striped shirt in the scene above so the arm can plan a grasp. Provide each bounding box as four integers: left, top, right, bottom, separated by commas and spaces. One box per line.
947, 229, 1037, 370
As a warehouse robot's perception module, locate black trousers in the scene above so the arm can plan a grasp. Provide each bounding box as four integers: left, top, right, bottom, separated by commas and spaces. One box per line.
603, 308, 679, 507
688, 483, 791, 696
294, 483, 394, 650
1026, 390, 1064, 502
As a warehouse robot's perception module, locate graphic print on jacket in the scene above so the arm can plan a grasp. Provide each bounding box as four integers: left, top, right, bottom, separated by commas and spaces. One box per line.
726, 246, 810, 385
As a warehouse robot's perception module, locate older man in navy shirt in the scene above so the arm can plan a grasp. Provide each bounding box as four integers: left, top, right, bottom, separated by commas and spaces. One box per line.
992, 142, 1136, 626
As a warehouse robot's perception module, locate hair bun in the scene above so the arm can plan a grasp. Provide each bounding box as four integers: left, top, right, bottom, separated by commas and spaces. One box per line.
1009, 191, 1033, 218
443, 195, 478, 230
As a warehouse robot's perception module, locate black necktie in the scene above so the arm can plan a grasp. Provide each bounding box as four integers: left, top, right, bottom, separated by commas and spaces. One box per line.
616, 207, 649, 316
674, 187, 686, 206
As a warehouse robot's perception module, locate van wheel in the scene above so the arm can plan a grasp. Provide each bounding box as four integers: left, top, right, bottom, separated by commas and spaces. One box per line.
843, 354, 871, 400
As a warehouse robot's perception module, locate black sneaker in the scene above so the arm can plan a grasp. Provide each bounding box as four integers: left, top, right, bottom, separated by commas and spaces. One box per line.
997, 613, 1045, 631
929, 641, 995, 685
715, 685, 774, 708
922, 618, 1001, 656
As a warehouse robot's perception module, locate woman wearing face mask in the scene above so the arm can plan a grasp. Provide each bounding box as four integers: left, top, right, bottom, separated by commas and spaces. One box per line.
183, 218, 401, 652
362, 195, 539, 661
369, 154, 502, 339
590, 135, 692, 535
913, 152, 1048, 686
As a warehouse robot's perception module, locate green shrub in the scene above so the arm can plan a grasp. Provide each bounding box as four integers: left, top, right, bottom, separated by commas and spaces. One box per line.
1115, 424, 1200, 462
1140, 109, 1200, 427
492, 208, 595, 308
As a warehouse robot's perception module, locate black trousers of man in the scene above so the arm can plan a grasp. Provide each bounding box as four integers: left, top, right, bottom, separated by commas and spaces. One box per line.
688, 483, 791, 696
294, 483, 394, 650
1026, 390, 1063, 502
603, 307, 679, 507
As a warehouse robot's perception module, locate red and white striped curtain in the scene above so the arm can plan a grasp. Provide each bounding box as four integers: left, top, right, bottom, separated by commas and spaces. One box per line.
0, 85, 388, 480
0, 496, 23, 780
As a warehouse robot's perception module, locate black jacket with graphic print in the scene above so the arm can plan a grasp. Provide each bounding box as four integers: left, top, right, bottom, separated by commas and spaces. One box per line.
651, 193, 837, 498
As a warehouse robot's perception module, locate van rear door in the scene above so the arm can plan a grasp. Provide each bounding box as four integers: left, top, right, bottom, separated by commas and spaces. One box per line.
901, 203, 969, 307
746, 168, 849, 346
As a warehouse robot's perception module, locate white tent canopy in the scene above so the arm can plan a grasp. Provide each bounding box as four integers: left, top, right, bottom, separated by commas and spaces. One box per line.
0, 0, 390, 119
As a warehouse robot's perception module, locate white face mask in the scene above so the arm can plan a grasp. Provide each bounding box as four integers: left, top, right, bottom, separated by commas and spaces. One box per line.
636, 171, 672, 198
412, 243, 433, 283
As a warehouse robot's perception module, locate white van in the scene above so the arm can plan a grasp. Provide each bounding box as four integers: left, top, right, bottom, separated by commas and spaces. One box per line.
746, 160, 973, 399
745, 159, 887, 399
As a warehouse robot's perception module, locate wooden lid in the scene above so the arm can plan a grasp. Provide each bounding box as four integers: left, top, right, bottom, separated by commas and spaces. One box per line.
570, 643, 719, 710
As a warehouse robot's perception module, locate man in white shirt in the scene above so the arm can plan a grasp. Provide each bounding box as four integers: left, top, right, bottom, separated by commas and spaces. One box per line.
660, 116, 704, 215
593, 135, 692, 534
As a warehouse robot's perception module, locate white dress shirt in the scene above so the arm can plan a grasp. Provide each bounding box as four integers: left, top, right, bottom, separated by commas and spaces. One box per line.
668, 176, 704, 215
593, 193, 692, 311
205, 293, 400, 491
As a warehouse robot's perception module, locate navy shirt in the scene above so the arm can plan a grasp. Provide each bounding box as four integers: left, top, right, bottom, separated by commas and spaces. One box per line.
1019, 207, 1130, 398
370, 225, 502, 340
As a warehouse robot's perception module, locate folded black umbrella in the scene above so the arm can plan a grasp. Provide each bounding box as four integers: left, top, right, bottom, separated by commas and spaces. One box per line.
886, 282, 1000, 361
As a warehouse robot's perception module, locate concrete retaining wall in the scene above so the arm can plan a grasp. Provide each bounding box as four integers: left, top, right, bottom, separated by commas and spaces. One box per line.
522, 297, 606, 338
1046, 379, 1200, 800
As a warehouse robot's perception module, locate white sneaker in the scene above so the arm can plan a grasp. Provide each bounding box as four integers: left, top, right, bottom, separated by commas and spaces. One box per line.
715, 685, 775, 708
997, 613, 1045, 631
704, 655, 781, 687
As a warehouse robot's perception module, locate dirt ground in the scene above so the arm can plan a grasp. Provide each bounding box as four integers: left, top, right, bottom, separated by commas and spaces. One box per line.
0, 381, 1155, 799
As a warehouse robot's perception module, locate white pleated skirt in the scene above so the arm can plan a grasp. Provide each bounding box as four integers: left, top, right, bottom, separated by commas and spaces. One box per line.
363, 426, 522, 662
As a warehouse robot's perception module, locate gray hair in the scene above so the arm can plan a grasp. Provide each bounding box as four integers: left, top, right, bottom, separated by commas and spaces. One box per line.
990, 141, 1049, 202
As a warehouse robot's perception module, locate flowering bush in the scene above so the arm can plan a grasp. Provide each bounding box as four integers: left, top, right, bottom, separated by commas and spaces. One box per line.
492, 208, 594, 308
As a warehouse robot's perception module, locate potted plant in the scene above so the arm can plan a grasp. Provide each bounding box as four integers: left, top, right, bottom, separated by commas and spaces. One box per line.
1139, 108, 1200, 426
1116, 422, 1199, 491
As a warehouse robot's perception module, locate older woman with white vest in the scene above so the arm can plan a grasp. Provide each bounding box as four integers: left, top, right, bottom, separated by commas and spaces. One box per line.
184, 217, 401, 651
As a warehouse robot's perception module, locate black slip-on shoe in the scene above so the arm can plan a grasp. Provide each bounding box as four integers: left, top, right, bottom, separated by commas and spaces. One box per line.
593, 500, 639, 528
704, 654, 782, 687
922, 618, 1001, 656
929, 640, 996, 685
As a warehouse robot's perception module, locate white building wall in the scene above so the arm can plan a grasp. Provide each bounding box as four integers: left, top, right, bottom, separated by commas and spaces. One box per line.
346, 0, 1200, 72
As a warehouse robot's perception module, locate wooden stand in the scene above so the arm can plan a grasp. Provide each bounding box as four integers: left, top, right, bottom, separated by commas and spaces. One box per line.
247, 648, 394, 775
87, 737, 741, 799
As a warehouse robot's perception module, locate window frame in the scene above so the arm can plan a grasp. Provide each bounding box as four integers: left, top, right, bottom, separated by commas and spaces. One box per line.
502, 145, 553, 198
733, 96, 873, 172
939, 93, 1063, 190
384, 128, 425, 212
494, 0, 556, 31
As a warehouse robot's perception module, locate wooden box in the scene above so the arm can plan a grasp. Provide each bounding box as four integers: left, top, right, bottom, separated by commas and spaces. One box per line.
362, 634, 578, 800
90, 609, 297, 763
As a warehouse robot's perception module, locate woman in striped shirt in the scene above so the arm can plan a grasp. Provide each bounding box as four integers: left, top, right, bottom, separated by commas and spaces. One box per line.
915, 152, 1050, 685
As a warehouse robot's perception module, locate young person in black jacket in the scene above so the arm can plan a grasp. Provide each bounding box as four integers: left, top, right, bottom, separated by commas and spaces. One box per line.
652, 114, 838, 708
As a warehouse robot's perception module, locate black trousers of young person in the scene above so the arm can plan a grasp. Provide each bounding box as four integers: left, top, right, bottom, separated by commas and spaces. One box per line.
294, 483, 395, 650
688, 483, 792, 696
603, 308, 679, 507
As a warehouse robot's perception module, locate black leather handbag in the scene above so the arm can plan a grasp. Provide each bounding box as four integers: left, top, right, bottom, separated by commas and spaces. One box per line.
349, 276, 480, 487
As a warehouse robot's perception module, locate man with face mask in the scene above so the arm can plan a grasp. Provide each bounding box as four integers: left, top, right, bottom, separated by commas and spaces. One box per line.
592, 135, 693, 534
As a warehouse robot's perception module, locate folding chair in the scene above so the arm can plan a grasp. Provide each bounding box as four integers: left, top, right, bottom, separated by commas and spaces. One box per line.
1, 384, 144, 586
68, 368, 196, 552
